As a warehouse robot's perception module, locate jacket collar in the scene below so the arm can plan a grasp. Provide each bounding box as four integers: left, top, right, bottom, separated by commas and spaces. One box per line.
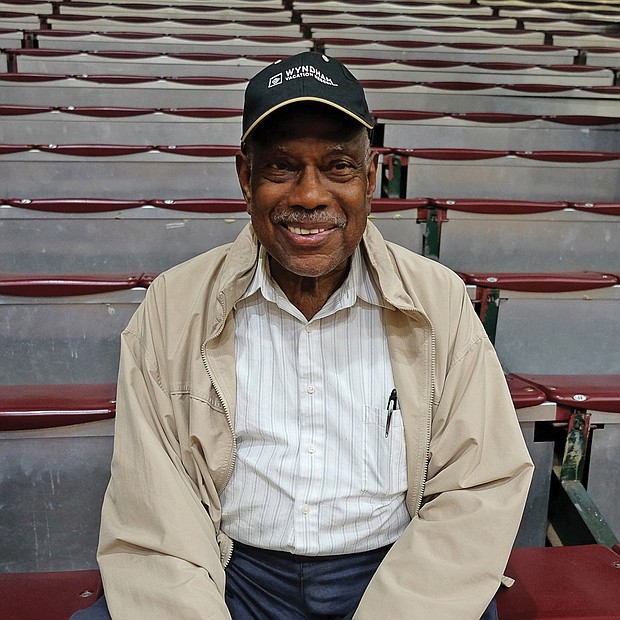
211, 220, 423, 337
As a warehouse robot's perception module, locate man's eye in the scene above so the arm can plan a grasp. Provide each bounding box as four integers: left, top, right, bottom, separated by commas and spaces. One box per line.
331, 161, 354, 174
267, 161, 289, 172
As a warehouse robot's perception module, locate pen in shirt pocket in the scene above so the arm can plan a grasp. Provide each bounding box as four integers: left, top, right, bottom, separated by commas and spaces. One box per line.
385, 388, 398, 437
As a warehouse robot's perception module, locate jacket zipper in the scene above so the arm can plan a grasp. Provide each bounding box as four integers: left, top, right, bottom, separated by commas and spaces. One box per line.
392, 304, 436, 518
414, 313, 435, 517
200, 291, 236, 568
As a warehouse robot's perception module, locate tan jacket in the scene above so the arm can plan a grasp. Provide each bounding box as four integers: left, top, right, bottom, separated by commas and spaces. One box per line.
98, 221, 533, 619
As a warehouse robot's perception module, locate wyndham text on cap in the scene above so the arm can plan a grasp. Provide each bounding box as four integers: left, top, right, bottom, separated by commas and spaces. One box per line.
241, 52, 374, 144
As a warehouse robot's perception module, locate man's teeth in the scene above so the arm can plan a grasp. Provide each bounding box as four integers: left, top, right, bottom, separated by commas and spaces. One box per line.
288, 226, 326, 235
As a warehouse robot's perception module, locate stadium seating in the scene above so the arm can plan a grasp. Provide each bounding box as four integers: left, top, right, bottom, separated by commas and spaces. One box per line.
496, 544, 620, 619
1, 0, 620, 613
0, 569, 103, 620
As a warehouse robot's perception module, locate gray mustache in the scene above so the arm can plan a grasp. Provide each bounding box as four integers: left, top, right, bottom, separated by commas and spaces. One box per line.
271, 209, 346, 228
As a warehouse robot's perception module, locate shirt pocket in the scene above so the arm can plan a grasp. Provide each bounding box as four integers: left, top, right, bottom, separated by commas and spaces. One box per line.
362, 406, 408, 497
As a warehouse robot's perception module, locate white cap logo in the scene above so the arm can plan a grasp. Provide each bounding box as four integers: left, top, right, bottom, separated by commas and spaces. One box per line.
268, 73, 283, 88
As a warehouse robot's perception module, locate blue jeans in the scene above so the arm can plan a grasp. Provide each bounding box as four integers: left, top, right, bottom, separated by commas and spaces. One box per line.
225, 541, 498, 620
71, 542, 499, 619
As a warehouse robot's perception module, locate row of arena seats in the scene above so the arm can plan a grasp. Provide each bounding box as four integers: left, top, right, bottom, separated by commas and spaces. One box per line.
1, 198, 619, 274
1, 0, 619, 616
1, 28, 620, 67
1, 104, 619, 151
2, 51, 618, 86
1, 145, 619, 196
1, 544, 620, 619
1, 73, 618, 117
1, 269, 618, 555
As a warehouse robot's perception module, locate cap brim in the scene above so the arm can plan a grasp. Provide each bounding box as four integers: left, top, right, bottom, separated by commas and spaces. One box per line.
241, 96, 374, 144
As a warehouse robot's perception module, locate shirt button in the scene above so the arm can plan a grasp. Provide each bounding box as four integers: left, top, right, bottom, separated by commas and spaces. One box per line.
305, 324, 313, 333
301, 505, 310, 515
307, 385, 315, 394
308, 444, 316, 454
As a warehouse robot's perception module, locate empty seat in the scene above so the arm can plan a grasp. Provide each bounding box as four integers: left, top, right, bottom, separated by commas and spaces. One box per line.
0, 274, 148, 384
0, 28, 23, 50
0, 74, 248, 108
0, 569, 102, 620
0, 384, 116, 571
374, 110, 620, 151
457, 272, 620, 374
552, 31, 620, 48
30, 31, 312, 54
362, 80, 620, 116
506, 374, 555, 547
344, 59, 615, 87
301, 11, 518, 29
7, 50, 274, 79
42, 15, 302, 36
496, 544, 620, 619
0, 105, 244, 145
0, 144, 242, 199
415, 199, 620, 271
512, 374, 620, 543
403, 149, 620, 202
584, 46, 620, 69
322, 40, 579, 65
55, 3, 294, 22
310, 25, 546, 45
0, 199, 250, 275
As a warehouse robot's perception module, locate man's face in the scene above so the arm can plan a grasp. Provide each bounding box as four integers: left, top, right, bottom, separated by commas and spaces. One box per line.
236, 106, 378, 289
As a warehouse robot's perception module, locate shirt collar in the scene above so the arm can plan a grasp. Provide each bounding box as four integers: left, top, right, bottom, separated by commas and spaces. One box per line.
238, 244, 386, 320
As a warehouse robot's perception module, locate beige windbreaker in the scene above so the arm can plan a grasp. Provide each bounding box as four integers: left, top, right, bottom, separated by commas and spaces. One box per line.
98, 221, 533, 619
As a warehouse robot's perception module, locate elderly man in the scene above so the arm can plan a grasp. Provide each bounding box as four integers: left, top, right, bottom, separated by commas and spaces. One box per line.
79, 52, 533, 620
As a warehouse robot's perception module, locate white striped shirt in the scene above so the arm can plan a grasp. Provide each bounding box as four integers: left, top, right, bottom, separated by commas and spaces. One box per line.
220, 247, 410, 555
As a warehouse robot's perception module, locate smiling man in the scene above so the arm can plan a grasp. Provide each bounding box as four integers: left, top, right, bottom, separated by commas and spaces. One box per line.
84, 52, 533, 620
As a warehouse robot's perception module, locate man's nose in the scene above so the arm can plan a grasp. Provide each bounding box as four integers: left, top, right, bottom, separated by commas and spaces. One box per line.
290, 167, 329, 210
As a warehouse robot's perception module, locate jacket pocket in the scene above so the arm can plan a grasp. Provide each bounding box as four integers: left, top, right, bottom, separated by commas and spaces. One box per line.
362, 406, 408, 497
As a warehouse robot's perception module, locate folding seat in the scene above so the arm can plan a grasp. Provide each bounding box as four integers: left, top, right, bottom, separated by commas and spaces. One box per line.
0, 382, 116, 571
344, 59, 615, 87
401, 149, 620, 203
497, 5, 620, 24
584, 47, 620, 68
362, 80, 620, 117
0, 9, 40, 30
301, 11, 518, 29
7, 49, 275, 79
55, 3, 294, 22
0, 273, 149, 385
552, 31, 620, 48
308, 24, 546, 45
460, 274, 620, 545
511, 374, 620, 546
0, 28, 23, 50
292, 1, 492, 15
496, 544, 620, 619
506, 374, 555, 547
0, 104, 243, 145
0, 73, 248, 108
374, 110, 620, 151
0, 198, 250, 275
0, 144, 243, 199
0, 569, 103, 620
42, 15, 302, 37
321, 40, 579, 65
31, 30, 311, 55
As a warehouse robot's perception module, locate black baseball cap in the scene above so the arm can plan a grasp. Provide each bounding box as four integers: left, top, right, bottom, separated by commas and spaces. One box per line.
241, 51, 374, 144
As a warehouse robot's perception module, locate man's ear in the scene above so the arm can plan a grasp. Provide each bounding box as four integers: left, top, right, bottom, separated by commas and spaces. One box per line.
236, 150, 252, 212
366, 150, 380, 205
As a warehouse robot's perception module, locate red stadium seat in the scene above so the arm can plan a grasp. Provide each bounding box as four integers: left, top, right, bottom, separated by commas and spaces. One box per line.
0, 570, 102, 620
496, 545, 620, 619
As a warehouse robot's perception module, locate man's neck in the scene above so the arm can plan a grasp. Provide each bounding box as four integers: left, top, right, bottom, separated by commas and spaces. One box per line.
269, 257, 351, 321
